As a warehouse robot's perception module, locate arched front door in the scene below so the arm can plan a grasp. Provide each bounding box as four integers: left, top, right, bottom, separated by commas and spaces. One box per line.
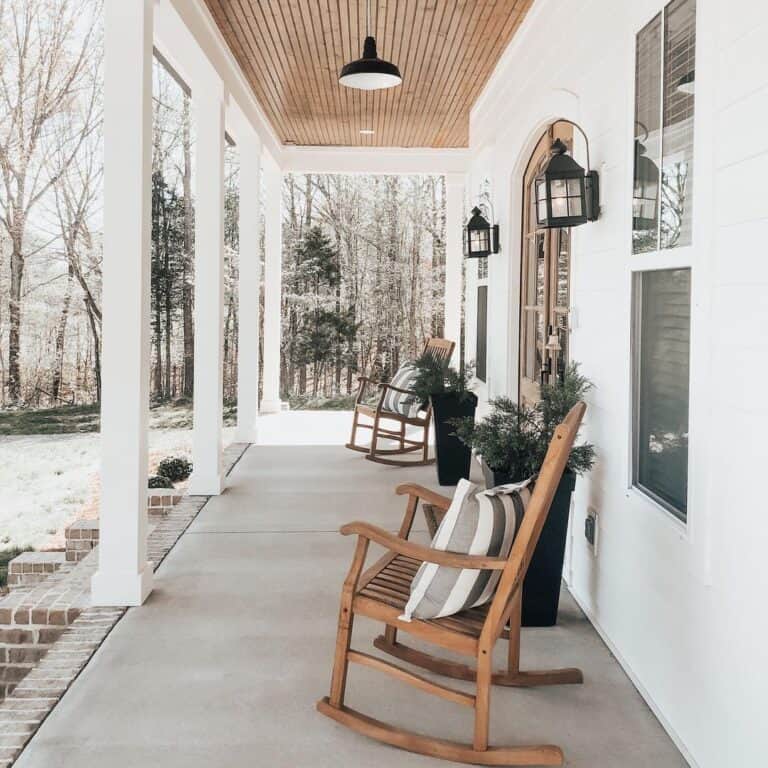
519, 121, 573, 405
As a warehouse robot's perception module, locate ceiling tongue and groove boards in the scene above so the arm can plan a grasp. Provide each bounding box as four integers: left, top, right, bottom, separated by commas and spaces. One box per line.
203, 0, 533, 148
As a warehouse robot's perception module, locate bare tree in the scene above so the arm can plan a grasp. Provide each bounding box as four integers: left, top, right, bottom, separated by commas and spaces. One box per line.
0, 0, 102, 403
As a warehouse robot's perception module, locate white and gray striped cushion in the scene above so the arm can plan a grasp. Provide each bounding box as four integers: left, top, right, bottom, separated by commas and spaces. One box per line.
401, 478, 532, 621
381, 362, 421, 418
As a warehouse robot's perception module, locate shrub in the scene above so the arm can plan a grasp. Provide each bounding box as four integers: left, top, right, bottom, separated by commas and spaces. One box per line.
148, 474, 174, 489
156, 456, 193, 483
452, 363, 596, 478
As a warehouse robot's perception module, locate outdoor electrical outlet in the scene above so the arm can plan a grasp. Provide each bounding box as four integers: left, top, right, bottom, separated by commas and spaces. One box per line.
585, 508, 598, 556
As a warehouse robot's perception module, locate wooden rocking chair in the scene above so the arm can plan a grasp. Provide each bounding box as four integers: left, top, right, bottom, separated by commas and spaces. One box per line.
345, 337, 455, 467
318, 402, 587, 766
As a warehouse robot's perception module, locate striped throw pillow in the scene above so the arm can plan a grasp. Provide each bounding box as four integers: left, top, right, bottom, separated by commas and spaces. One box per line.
381, 362, 421, 418
401, 477, 532, 621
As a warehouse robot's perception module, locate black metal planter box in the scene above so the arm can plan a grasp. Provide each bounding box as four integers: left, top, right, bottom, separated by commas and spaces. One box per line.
430, 392, 478, 486
481, 461, 576, 627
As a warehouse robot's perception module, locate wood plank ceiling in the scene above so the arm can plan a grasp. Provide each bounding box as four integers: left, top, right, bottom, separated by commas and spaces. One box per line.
204, 1, 533, 148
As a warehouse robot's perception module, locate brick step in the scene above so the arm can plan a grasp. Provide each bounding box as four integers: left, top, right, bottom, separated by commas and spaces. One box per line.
0, 664, 35, 685
64, 520, 99, 563
6, 552, 66, 591
0, 627, 65, 645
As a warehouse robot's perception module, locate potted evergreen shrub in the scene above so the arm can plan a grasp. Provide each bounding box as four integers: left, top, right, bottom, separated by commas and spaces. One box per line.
452, 364, 595, 626
411, 354, 477, 486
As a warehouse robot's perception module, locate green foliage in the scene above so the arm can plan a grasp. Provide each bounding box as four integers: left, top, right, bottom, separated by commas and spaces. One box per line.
452, 397, 542, 479
284, 227, 360, 398
156, 456, 192, 483
148, 475, 174, 489
410, 353, 475, 405
452, 363, 596, 479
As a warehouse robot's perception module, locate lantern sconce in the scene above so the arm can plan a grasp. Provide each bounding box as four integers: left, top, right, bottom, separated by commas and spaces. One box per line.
535, 120, 600, 228
464, 204, 500, 259
632, 121, 660, 232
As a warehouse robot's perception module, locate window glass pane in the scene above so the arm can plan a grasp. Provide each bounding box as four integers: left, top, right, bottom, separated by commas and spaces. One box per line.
633, 268, 691, 520
633, 14, 662, 254
661, 0, 696, 249
476, 286, 488, 382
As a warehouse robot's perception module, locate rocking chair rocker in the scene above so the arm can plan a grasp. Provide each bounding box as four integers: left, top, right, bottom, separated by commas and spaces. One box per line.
318, 402, 587, 766
345, 337, 455, 466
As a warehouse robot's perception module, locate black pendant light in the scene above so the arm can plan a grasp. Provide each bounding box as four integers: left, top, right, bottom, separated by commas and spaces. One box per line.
339, 0, 402, 90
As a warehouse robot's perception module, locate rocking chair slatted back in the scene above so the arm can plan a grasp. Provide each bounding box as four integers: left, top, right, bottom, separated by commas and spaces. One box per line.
423, 337, 454, 366
481, 401, 586, 646
346, 336, 455, 467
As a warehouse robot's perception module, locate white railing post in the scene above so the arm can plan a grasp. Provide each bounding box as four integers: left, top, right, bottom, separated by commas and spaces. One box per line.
444, 174, 466, 366
235, 129, 263, 442
260, 155, 283, 414
91, 0, 154, 606
188, 73, 226, 495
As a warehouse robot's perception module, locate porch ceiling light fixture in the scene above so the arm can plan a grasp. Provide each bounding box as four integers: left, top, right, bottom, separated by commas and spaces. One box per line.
339, 0, 402, 90
464, 206, 500, 259
677, 70, 695, 95
535, 122, 600, 228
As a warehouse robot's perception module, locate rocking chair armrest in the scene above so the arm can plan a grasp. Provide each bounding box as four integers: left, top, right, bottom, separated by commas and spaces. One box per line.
395, 483, 452, 512
339, 522, 507, 570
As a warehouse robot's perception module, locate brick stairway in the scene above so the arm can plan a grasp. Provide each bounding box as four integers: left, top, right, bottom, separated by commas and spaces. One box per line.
0, 442, 249, 767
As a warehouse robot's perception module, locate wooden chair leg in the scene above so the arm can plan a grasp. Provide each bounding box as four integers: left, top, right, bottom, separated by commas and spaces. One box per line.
399, 421, 406, 450
508, 590, 522, 675
328, 536, 369, 708
473, 647, 493, 752
347, 409, 360, 450
422, 420, 430, 463
367, 412, 382, 459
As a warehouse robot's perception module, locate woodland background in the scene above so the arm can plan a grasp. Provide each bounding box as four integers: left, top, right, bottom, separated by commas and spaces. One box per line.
0, 0, 447, 420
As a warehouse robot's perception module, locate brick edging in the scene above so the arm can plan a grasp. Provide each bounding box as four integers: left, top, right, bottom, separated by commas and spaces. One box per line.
0, 442, 250, 767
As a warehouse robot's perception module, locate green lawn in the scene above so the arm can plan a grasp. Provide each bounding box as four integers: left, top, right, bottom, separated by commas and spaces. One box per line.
0, 401, 239, 436
0, 404, 100, 435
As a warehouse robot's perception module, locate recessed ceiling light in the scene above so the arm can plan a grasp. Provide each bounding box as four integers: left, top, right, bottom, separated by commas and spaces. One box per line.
360, 129, 375, 135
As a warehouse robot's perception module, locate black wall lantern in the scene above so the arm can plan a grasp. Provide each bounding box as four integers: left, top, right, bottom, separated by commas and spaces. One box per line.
535, 123, 600, 228
632, 138, 659, 232
464, 206, 499, 259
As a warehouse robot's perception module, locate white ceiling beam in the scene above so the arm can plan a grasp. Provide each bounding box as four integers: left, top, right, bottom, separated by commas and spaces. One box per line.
281, 146, 470, 175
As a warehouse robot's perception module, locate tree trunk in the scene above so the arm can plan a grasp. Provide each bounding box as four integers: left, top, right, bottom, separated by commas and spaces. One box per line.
7, 234, 24, 403
182, 96, 195, 399
52, 266, 75, 402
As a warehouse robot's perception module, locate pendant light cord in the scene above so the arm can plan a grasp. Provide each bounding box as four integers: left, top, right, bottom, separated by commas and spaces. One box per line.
366, 0, 371, 37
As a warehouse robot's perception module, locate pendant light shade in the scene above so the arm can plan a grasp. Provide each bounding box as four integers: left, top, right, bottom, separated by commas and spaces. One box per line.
339, 2, 402, 90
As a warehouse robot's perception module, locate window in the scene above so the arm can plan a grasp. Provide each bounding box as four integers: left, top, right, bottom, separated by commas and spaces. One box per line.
633, 0, 696, 254
632, 268, 691, 521
476, 285, 487, 382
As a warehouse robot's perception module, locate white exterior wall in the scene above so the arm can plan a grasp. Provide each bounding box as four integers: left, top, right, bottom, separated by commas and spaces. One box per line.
466, 1, 768, 765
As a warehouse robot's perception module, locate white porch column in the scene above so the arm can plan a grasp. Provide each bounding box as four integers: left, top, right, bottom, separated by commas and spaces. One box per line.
260, 155, 283, 414
188, 75, 226, 495
444, 174, 466, 366
235, 130, 263, 442
91, 0, 154, 606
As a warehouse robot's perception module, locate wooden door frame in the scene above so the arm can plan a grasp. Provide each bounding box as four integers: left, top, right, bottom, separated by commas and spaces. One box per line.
518, 121, 573, 405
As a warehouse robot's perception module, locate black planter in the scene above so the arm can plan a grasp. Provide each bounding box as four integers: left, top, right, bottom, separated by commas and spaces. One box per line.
431, 392, 478, 486
480, 459, 576, 627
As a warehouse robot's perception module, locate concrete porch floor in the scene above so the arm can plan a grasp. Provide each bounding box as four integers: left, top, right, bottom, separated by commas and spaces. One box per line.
15, 444, 686, 768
